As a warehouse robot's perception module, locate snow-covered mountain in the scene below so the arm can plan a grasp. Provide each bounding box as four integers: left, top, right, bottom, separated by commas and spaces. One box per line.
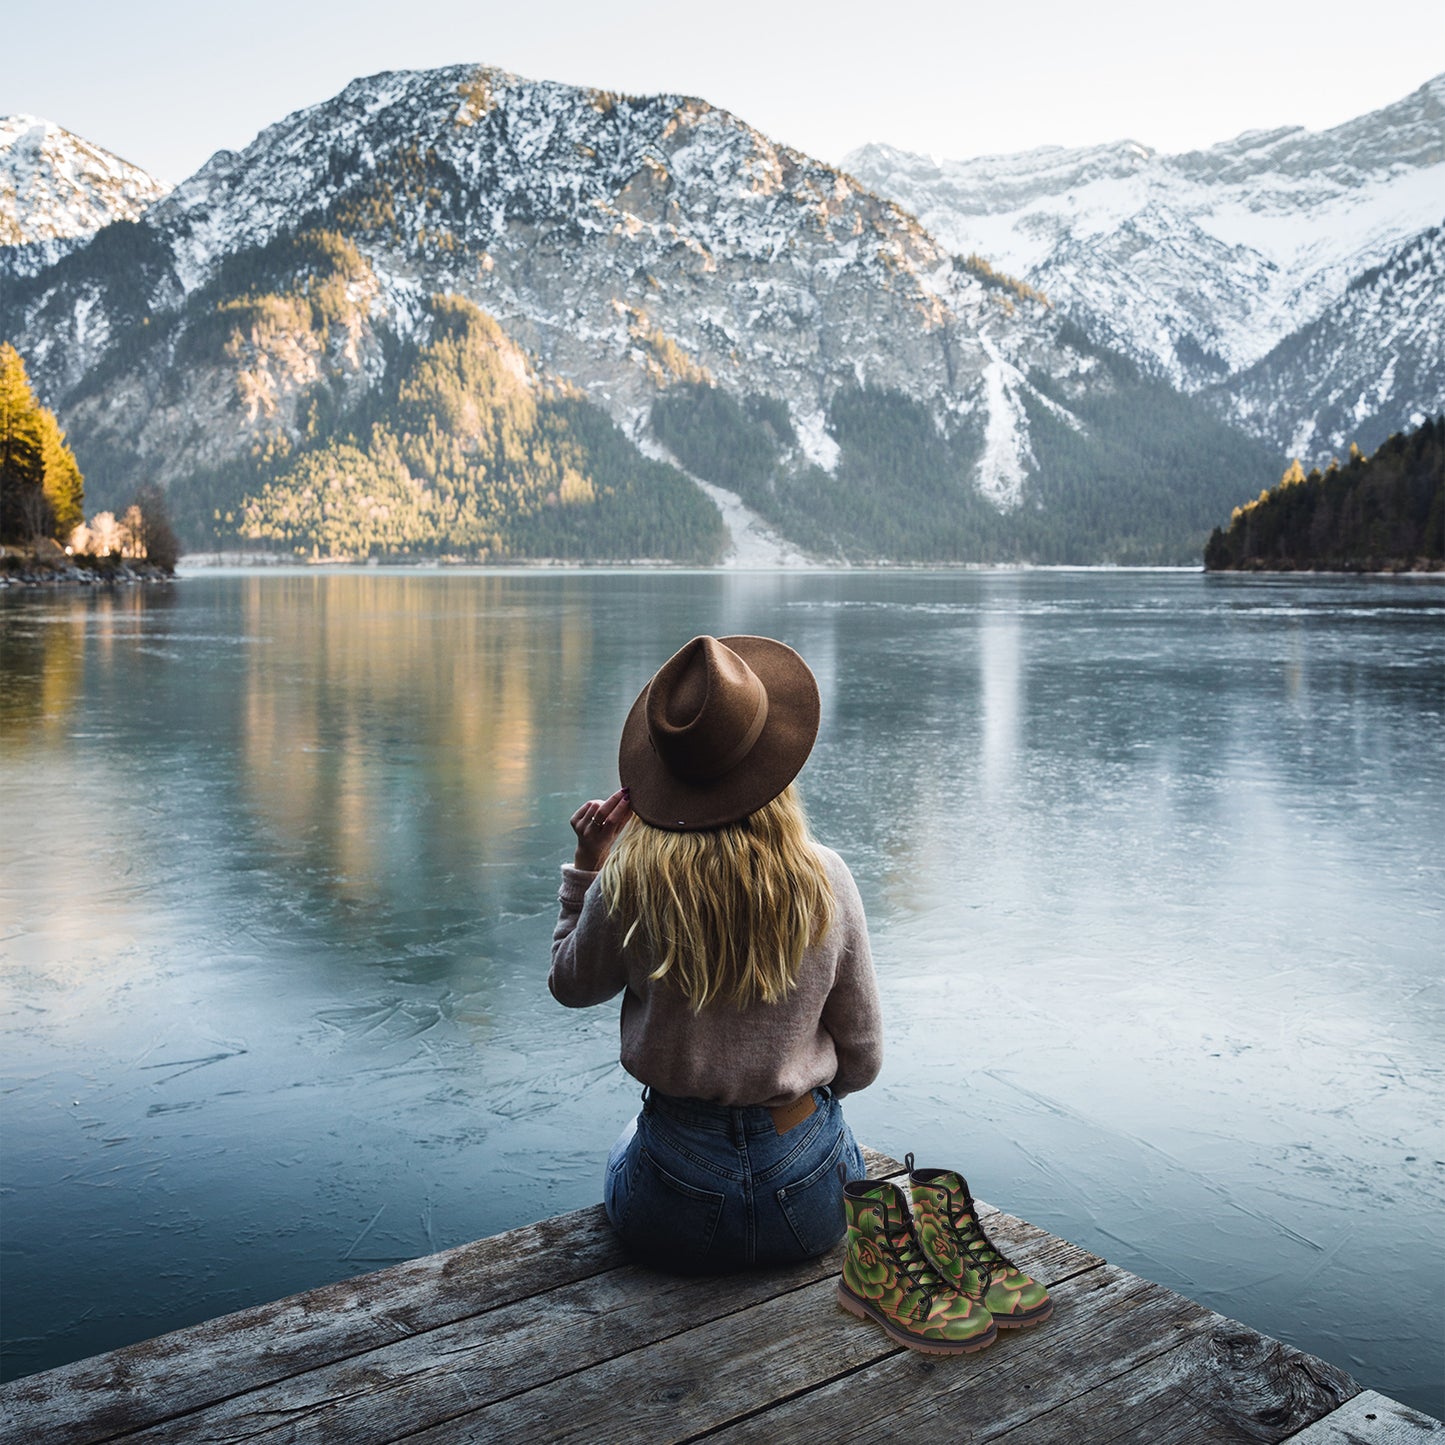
0, 116, 169, 275
1219, 225, 1445, 457
9, 69, 1050, 477
845, 74, 1445, 447
0, 67, 1277, 561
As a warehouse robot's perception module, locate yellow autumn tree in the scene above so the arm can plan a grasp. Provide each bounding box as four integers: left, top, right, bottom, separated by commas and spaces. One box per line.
0, 343, 84, 544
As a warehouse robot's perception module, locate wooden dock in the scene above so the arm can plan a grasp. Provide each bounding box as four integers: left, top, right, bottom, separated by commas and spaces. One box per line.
3, 1150, 1439, 1444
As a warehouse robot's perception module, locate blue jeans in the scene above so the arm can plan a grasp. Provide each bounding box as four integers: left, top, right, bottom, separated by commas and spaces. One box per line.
603, 1087, 866, 1273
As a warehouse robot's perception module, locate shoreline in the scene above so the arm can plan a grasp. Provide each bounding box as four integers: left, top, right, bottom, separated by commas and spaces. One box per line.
0, 560, 175, 589
175, 555, 1209, 575
1204, 559, 1444, 576
9, 555, 1442, 585
175, 557, 1445, 579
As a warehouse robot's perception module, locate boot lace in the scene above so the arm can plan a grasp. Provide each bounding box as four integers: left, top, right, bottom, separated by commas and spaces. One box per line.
886, 1222, 947, 1317
949, 1202, 1015, 1289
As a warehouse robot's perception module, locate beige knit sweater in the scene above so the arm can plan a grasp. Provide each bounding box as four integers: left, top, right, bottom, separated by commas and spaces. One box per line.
549, 844, 883, 1108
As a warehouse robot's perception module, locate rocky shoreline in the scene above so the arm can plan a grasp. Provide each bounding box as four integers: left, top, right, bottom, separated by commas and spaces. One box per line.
0, 554, 175, 588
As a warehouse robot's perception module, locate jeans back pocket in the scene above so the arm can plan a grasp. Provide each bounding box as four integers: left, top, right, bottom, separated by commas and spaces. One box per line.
775, 1126, 853, 1259
616, 1144, 726, 1271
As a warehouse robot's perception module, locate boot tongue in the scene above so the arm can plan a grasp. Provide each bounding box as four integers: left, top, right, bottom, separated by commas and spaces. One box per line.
861, 1182, 912, 1243
857, 1179, 908, 1223
861, 1182, 935, 1276
881, 1183, 911, 1231
878, 1185, 937, 1277
850, 1180, 905, 1234
936, 1170, 972, 1201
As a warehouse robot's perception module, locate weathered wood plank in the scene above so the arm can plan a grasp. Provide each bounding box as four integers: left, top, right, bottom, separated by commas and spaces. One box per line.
981, 1316, 1360, 1445
0, 1204, 626, 1445
1283, 1391, 1444, 1442
117, 1250, 849, 1445
404, 1261, 1137, 1445
14, 1137, 1384, 1445
103, 1176, 1102, 1445
698, 1263, 1202, 1444
399, 1272, 907, 1445
860, 1146, 905, 1177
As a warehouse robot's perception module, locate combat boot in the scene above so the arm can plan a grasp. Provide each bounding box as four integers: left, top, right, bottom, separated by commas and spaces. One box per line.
837, 1176, 997, 1354
904, 1153, 1053, 1328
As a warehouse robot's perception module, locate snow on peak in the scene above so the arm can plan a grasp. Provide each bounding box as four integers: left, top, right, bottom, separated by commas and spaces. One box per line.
8, 63, 1067, 519
142, 60, 978, 336
1221, 224, 1445, 460
845, 73, 1445, 390
0, 115, 169, 250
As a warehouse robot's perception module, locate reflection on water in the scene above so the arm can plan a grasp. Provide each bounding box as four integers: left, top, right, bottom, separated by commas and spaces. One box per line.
235, 574, 598, 912
0, 587, 173, 745
1, 568, 1442, 1415
978, 604, 1022, 795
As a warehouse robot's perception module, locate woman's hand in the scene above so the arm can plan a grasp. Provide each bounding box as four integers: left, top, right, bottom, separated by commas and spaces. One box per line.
569, 787, 633, 872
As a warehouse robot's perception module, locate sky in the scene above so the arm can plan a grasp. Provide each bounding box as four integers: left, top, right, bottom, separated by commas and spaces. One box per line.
5, 0, 1444, 185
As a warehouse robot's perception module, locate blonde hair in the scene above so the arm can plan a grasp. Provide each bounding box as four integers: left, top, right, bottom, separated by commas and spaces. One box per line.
599, 784, 835, 1012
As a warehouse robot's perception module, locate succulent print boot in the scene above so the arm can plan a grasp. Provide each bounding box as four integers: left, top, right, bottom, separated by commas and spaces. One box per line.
904, 1154, 1053, 1328
837, 1176, 997, 1355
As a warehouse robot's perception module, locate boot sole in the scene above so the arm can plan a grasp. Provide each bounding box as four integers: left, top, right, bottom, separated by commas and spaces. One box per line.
993, 1298, 1054, 1329
837, 1282, 998, 1355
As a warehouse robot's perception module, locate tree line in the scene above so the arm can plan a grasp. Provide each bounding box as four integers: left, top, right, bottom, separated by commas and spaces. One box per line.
644, 366, 1278, 564
1204, 418, 1444, 571
236, 294, 727, 561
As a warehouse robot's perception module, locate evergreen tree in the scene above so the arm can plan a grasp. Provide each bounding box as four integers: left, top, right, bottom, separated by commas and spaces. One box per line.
1205, 417, 1444, 570
234, 295, 725, 561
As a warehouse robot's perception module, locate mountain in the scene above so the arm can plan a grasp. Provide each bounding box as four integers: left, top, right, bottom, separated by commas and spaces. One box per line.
844, 75, 1445, 457
1217, 226, 1445, 458
0, 68, 1275, 563
0, 116, 170, 276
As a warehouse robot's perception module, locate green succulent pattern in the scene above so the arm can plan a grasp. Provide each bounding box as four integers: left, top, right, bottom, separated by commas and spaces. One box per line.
906, 1166, 1052, 1325
981, 1264, 1051, 1320
839, 1183, 995, 1348
914, 1210, 987, 1297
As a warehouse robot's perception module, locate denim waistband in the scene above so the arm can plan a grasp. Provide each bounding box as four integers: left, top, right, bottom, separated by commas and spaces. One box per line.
644, 1085, 831, 1135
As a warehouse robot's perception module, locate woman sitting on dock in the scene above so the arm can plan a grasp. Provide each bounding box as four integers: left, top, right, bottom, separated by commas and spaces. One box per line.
549, 634, 883, 1272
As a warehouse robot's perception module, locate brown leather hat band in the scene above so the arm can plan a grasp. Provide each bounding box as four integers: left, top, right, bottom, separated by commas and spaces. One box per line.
699, 686, 769, 781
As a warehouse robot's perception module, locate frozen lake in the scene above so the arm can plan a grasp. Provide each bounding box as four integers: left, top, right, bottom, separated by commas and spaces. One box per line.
1, 568, 1442, 1414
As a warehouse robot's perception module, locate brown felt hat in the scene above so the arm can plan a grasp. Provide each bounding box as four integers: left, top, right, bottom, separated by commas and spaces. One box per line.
619, 635, 820, 831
